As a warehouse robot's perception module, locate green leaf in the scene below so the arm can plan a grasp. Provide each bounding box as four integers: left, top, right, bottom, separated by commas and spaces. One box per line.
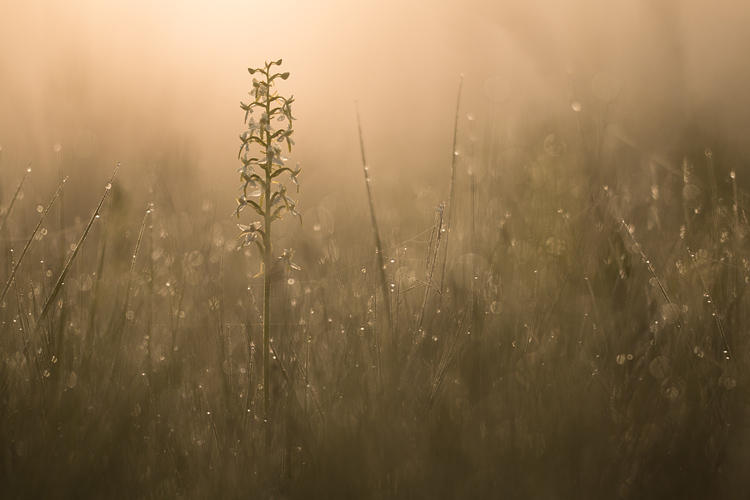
254, 240, 265, 256
271, 167, 291, 179
247, 199, 264, 217
270, 206, 285, 221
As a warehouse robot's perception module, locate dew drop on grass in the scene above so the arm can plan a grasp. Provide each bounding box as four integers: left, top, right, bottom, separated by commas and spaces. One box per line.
105, 183, 112, 190
571, 101, 582, 112
126, 310, 135, 321
616, 354, 627, 365
36, 205, 43, 213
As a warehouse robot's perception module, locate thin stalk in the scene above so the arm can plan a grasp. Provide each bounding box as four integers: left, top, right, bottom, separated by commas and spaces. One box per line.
682, 157, 692, 235
439, 76, 463, 292
1, 176, 67, 307
123, 204, 152, 317
731, 169, 741, 246
706, 149, 720, 248
33, 164, 119, 349
0, 167, 31, 235
355, 102, 393, 348
263, 68, 273, 427
84, 195, 111, 362
56, 146, 66, 295
147, 204, 154, 374
415, 203, 444, 335
689, 249, 734, 363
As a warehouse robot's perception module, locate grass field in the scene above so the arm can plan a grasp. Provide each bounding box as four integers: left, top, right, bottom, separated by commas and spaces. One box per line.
2, 70, 750, 500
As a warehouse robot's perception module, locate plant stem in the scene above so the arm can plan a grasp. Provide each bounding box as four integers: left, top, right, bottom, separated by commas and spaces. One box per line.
355, 103, 393, 350
440, 75, 463, 293
263, 69, 273, 423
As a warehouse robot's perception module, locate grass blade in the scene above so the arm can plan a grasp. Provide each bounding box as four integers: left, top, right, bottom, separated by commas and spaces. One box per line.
439, 75, 463, 292
0, 175, 67, 307
355, 102, 393, 347
0, 166, 31, 235
33, 164, 119, 347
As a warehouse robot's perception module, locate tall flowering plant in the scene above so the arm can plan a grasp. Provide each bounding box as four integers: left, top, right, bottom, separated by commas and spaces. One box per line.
235, 59, 301, 418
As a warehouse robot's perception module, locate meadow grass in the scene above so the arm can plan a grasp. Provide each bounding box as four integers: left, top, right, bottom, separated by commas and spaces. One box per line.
2, 77, 750, 500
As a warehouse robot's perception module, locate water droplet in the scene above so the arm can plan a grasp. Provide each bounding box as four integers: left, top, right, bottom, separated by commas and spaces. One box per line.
126, 310, 135, 320
616, 354, 627, 365
36, 205, 43, 213
53, 143, 61, 152
571, 101, 581, 112
105, 183, 112, 190
287, 278, 295, 285
26, 167, 31, 173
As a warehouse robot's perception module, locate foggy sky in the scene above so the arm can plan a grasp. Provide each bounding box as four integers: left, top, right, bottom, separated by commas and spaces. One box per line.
2, 0, 750, 204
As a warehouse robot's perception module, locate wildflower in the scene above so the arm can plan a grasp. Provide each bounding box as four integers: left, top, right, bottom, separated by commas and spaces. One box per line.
278, 248, 301, 272
234, 59, 301, 418
290, 163, 301, 192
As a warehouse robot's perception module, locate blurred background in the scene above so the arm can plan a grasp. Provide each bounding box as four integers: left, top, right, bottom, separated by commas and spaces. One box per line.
5, 2, 750, 498
2, 0, 750, 216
